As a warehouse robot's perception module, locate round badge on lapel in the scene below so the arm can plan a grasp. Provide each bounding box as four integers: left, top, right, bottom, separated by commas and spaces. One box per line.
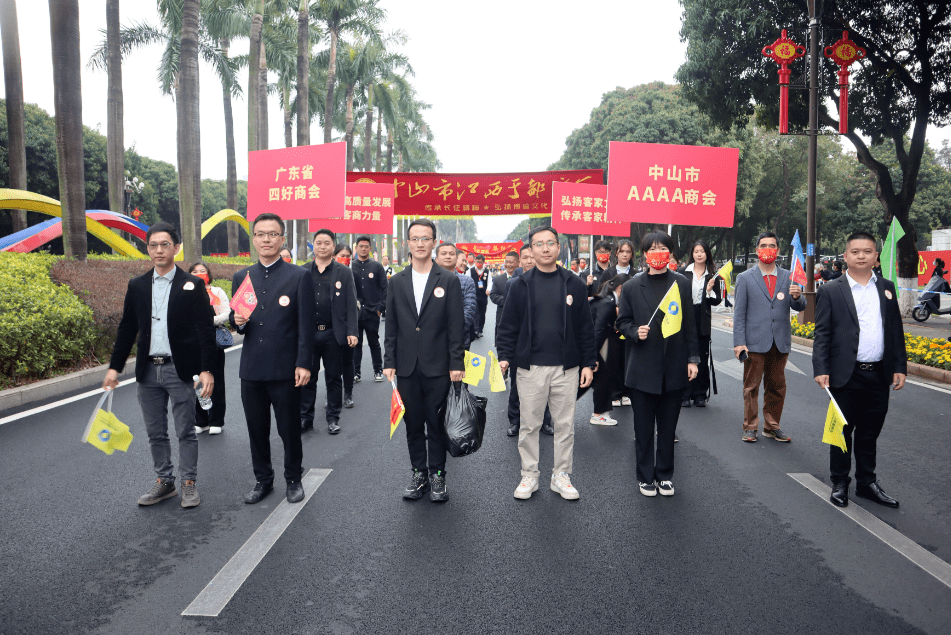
279, 295, 290, 307
335, 281, 342, 289
183, 281, 195, 291
434, 287, 444, 298
884, 290, 893, 300
369, 272, 374, 278
566, 295, 573, 306
777, 292, 785, 300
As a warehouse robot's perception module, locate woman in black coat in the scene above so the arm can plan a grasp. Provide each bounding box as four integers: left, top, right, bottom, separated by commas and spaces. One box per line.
682, 240, 722, 407
586, 274, 630, 425
616, 231, 699, 498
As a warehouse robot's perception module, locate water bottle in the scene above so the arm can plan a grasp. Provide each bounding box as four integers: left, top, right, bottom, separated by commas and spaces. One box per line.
193, 375, 212, 410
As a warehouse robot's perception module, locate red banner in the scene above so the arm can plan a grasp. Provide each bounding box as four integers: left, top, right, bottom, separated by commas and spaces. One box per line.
550, 183, 630, 237
248, 142, 346, 221
453, 242, 523, 264
347, 170, 603, 217
308, 182, 395, 235
606, 141, 738, 227
918, 250, 951, 286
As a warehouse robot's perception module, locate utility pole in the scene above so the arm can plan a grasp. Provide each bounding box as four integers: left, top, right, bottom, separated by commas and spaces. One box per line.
803, 0, 820, 322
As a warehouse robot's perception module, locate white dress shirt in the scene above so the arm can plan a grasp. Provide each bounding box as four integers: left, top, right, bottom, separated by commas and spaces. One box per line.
411, 267, 429, 315
685, 263, 717, 305
845, 270, 884, 362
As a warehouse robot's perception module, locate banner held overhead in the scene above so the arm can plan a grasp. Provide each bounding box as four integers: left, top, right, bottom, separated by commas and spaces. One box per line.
308, 182, 395, 235
248, 142, 347, 221
551, 182, 630, 237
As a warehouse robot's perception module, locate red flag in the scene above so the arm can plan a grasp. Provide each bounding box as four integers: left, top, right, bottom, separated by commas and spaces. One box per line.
229, 273, 257, 320
390, 382, 405, 439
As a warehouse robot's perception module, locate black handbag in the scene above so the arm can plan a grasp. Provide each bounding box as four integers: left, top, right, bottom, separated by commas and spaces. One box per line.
215, 326, 234, 349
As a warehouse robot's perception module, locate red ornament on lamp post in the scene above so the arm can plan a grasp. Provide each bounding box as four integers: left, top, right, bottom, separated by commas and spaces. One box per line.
762, 30, 806, 134
824, 31, 866, 134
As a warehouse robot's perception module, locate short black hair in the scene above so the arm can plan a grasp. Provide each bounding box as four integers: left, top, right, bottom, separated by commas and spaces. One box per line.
571, 257, 580, 265
355, 235, 371, 246
755, 231, 778, 247
475, 254, 485, 262
436, 242, 457, 255
833, 261, 843, 271
505, 251, 519, 259
845, 231, 878, 249
595, 273, 631, 299
252, 212, 285, 233
528, 225, 559, 243
313, 228, 336, 243
147, 221, 181, 245
333, 243, 351, 256
594, 239, 613, 252
407, 218, 436, 240
519, 243, 532, 254
639, 230, 674, 253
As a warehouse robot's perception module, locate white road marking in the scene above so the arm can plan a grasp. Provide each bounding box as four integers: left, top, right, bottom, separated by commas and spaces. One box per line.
0, 345, 244, 426
789, 473, 951, 591
785, 359, 806, 375
182, 467, 332, 617
715, 360, 744, 381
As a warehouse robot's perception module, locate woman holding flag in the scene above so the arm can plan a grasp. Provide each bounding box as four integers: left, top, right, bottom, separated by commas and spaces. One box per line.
682, 241, 722, 408
616, 231, 699, 497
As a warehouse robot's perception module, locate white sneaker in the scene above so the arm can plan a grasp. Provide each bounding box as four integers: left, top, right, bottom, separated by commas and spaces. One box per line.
208, 426, 223, 435
550, 472, 580, 500
514, 476, 538, 500
194, 426, 210, 434
658, 480, 675, 496
639, 482, 657, 497
620, 396, 632, 406
589, 414, 617, 426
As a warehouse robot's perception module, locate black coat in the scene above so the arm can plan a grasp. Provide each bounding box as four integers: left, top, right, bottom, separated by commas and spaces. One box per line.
469, 267, 490, 304
384, 262, 465, 377
496, 266, 597, 372
230, 258, 315, 381
303, 259, 359, 346
812, 274, 907, 387
590, 293, 620, 355
683, 266, 723, 338
585, 263, 611, 298
489, 271, 516, 326
615, 271, 700, 395
110, 267, 217, 383
351, 257, 388, 317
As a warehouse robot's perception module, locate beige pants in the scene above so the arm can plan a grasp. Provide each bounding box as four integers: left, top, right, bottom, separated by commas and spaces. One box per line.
516, 365, 579, 478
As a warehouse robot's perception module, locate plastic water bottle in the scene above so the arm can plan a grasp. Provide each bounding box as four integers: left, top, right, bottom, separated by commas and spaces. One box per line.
193, 375, 212, 410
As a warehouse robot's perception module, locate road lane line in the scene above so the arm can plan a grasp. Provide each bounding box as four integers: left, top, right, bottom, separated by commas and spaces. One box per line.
789, 473, 951, 591
0, 345, 244, 426
181, 467, 331, 617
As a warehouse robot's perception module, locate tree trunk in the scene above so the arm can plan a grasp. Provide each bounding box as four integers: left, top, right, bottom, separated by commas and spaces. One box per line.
363, 83, 373, 172
344, 84, 355, 170
0, 0, 26, 232
178, 0, 201, 263
248, 2, 263, 154
221, 38, 239, 256
375, 109, 382, 171
105, 0, 124, 218
283, 84, 292, 148
295, 0, 310, 260
258, 41, 268, 150
48, 0, 86, 260
386, 131, 393, 172
323, 28, 337, 144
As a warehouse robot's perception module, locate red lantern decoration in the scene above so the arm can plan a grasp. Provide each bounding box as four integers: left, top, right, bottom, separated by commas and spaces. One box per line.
762, 30, 806, 134
132, 207, 142, 221
824, 31, 866, 134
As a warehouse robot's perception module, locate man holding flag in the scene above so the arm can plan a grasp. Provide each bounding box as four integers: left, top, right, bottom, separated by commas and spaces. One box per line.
813, 231, 906, 508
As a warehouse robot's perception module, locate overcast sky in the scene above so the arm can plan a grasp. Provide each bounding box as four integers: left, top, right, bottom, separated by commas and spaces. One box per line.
6, 0, 951, 242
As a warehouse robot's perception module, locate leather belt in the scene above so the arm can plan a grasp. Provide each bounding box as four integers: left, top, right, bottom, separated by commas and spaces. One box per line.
856, 361, 881, 371
150, 356, 171, 365
316, 324, 331, 331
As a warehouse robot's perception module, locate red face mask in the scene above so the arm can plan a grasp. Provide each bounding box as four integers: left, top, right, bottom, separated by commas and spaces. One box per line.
282, 256, 292, 263
645, 251, 671, 270
194, 272, 210, 284
336, 256, 351, 266
757, 247, 778, 264
596, 253, 611, 264
668, 262, 678, 271
570, 264, 578, 272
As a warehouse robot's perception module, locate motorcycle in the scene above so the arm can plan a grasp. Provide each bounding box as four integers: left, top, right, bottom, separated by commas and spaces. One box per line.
911, 276, 951, 322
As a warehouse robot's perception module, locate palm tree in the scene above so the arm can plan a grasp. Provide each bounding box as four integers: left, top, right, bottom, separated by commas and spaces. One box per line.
0, 0, 26, 232
48, 0, 86, 259
106, 0, 124, 218
248, 0, 264, 154
356, 31, 411, 174
295, 0, 310, 257
179, 0, 201, 262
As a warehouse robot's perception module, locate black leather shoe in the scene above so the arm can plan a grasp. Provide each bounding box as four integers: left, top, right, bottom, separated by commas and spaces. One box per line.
693, 397, 707, 408
327, 419, 341, 435
541, 422, 554, 436
343, 394, 354, 408
830, 483, 849, 507
507, 424, 519, 437
244, 482, 274, 504
354, 373, 362, 383
681, 398, 692, 408
855, 482, 899, 508
301, 420, 313, 432
286, 480, 304, 503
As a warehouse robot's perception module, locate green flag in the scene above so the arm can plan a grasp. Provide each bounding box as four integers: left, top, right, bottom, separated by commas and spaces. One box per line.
881, 216, 905, 296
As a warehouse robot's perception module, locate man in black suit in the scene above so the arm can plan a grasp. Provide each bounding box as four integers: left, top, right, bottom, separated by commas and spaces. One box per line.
103, 221, 216, 509
351, 235, 388, 383
231, 213, 315, 505
383, 218, 465, 503
468, 254, 490, 339
814, 231, 907, 509
300, 229, 359, 436
489, 250, 520, 337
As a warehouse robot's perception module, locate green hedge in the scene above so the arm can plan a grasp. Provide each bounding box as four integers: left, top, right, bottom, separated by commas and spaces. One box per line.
0, 253, 96, 382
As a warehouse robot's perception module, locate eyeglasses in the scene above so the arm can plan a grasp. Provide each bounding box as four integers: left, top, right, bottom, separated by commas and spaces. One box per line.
148, 242, 173, 250
532, 241, 558, 249
254, 232, 283, 239
408, 237, 434, 244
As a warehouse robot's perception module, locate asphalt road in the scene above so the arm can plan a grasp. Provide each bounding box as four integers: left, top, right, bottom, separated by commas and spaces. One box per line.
1, 304, 949, 635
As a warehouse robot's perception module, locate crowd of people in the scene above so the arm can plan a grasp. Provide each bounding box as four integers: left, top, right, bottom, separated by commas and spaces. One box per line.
103, 215, 907, 513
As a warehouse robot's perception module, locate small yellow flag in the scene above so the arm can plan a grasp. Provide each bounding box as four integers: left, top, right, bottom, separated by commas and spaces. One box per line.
658, 282, 682, 338
464, 350, 486, 386
85, 409, 133, 455
716, 261, 734, 296
822, 394, 848, 453
488, 350, 507, 393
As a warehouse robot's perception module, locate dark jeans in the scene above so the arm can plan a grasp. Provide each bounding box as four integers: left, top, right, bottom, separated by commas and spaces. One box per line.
475, 298, 488, 334
829, 365, 890, 487
689, 334, 711, 399
399, 366, 450, 474
195, 348, 226, 428
300, 328, 346, 424
508, 366, 552, 428
354, 312, 382, 375
138, 360, 198, 482
631, 388, 682, 484
240, 378, 303, 485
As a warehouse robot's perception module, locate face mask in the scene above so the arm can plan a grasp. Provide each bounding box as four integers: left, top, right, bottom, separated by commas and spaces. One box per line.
336, 256, 351, 266
194, 272, 210, 284
467, 257, 474, 265
645, 252, 671, 270
282, 256, 292, 263
596, 253, 611, 264
757, 247, 778, 264
668, 262, 678, 271
570, 265, 578, 272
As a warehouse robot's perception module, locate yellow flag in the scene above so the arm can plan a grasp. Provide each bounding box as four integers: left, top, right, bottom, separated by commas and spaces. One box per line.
464, 350, 486, 386
822, 395, 848, 453
658, 282, 682, 338
85, 410, 133, 455
488, 350, 507, 392
715, 261, 734, 296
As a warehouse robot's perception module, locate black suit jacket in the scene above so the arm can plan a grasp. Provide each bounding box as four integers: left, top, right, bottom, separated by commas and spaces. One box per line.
591, 293, 620, 355
813, 274, 907, 387
490, 271, 515, 326
110, 267, 217, 383
352, 258, 388, 316
615, 271, 700, 395
684, 266, 723, 337
303, 259, 359, 346
230, 258, 315, 381
469, 267, 490, 304
384, 262, 465, 377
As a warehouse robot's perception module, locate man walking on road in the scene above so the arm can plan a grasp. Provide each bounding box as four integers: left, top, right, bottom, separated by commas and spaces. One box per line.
103, 221, 217, 508
489, 250, 519, 339
384, 219, 465, 503
300, 229, 359, 436
351, 236, 387, 383
733, 231, 806, 443
469, 254, 490, 340
435, 242, 476, 350
497, 226, 596, 501
813, 231, 906, 509
231, 213, 315, 505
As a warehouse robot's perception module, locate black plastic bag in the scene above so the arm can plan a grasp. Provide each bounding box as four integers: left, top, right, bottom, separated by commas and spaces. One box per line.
440, 382, 487, 457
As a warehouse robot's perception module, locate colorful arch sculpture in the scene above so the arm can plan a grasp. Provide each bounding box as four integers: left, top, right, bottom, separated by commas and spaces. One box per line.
174, 208, 251, 261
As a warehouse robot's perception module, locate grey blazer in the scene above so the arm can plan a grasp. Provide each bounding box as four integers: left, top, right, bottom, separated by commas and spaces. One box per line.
732, 265, 807, 354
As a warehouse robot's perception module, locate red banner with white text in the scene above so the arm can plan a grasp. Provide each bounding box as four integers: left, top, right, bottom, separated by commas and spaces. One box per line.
550, 182, 630, 237
308, 182, 395, 235
248, 142, 347, 221
454, 242, 523, 261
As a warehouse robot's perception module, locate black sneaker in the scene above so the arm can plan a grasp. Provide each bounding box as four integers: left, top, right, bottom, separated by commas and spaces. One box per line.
541, 422, 554, 435
301, 419, 314, 432
374, 371, 384, 382
343, 393, 354, 408
681, 398, 692, 408
354, 373, 362, 383
507, 423, 519, 437
327, 419, 341, 435
402, 470, 430, 500
138, 479, 177, 506
430, 471, 449, 502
